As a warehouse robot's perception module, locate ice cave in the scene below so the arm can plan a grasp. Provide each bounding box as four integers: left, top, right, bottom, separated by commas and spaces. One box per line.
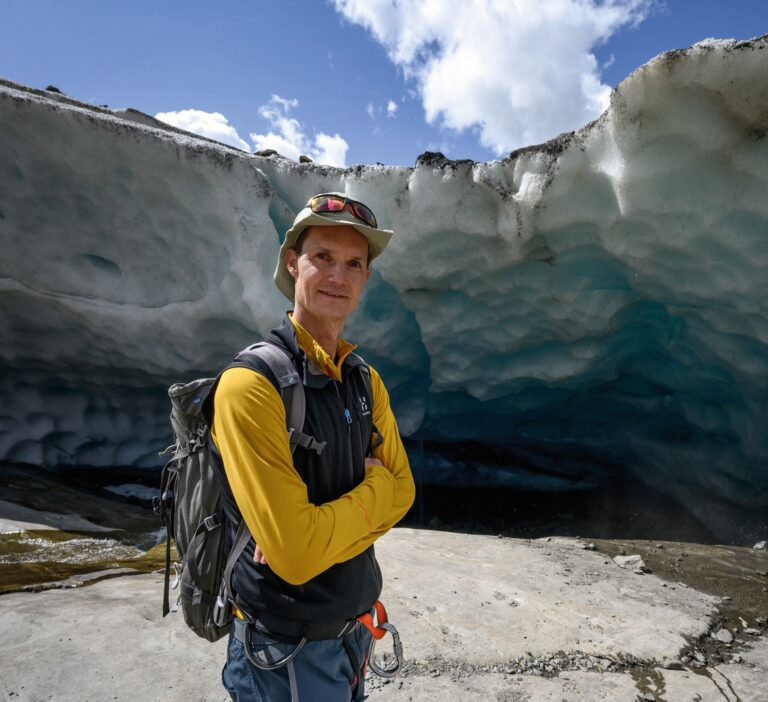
1, 36, 767, 542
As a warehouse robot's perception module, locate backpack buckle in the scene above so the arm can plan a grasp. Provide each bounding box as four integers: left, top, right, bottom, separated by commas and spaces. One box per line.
203, 514, 221, 531
288, 428, 326, 456
213, 595, 231, 628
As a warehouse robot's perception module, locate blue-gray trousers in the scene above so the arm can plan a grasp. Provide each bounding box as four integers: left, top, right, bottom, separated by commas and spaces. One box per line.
222, 622, 371, 702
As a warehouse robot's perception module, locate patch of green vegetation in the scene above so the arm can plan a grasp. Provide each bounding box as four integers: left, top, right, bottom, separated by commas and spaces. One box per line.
593, 538, 768, 628
0, 530, 176, 594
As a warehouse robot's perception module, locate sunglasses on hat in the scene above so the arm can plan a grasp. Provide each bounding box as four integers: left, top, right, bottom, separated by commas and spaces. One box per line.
307, 194, 378, 229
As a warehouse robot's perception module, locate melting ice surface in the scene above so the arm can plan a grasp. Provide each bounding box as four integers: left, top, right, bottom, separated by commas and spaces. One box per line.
1, 37, 768, 541
105, 484, 160, 502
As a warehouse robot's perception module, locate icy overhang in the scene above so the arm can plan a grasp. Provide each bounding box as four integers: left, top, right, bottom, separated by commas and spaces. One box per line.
1, 36, 767, 540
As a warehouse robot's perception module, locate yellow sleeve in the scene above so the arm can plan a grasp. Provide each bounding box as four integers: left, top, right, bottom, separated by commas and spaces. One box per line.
210, 366, 396, 586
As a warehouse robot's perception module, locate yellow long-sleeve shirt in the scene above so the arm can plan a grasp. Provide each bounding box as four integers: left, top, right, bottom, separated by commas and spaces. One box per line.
211, 318, 415, 586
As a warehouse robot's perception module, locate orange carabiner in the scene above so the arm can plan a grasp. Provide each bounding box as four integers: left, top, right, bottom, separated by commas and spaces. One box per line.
356, 600, 389, 640
357, 600, 403, 678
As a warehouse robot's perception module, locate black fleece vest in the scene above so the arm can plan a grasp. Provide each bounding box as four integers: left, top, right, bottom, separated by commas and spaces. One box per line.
212, 318, 382, 633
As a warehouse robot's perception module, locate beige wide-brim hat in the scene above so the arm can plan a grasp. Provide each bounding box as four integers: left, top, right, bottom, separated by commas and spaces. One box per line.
274, 196, 394, 301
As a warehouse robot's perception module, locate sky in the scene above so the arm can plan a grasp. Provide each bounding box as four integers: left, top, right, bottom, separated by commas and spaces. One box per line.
0, 1, 766, 167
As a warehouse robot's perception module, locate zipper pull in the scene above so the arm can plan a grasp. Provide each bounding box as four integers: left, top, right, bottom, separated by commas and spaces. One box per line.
344, 409, 353, 425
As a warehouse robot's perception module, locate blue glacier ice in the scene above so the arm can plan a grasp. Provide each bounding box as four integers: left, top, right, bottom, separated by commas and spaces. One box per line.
1, 37, 767, 540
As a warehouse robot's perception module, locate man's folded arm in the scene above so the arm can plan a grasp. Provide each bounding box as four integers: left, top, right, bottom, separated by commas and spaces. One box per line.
329, 366, 416, 560
211, 366, 395, 586
369, 365, 415, 526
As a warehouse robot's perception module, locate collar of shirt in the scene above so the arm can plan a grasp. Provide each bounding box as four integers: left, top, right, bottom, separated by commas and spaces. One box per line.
288, 313, 357, 382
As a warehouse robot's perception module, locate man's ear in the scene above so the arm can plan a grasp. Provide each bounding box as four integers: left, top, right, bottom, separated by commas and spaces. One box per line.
284, 248, 299, 279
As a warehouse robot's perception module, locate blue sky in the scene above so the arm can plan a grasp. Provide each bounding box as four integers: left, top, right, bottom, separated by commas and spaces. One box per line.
1, 1, 766, 167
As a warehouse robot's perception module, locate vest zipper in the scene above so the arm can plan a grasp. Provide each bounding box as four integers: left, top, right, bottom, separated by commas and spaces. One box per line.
333, 380, 353, 428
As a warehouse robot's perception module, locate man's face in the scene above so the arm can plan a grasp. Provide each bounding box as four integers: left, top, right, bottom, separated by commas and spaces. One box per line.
284, 225, 371, 323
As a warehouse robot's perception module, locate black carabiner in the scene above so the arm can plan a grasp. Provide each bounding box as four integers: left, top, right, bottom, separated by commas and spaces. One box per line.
367, 621, 403, 678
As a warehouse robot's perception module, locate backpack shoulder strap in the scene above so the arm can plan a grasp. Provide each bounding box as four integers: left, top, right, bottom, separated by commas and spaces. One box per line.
347, 353, 384, 455
232, 342, 325, 456
355, 359, 373, 404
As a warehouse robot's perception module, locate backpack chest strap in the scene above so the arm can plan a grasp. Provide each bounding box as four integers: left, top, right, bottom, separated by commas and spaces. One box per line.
288, 428, 326, 455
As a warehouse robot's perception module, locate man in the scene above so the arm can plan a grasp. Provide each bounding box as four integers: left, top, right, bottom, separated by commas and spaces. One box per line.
211, 193, 416, 701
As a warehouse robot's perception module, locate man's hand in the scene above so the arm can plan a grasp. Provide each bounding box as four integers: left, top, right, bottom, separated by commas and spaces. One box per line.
365, 456, 386, 476
368, 455, 398, 477
253, 544, 268, 565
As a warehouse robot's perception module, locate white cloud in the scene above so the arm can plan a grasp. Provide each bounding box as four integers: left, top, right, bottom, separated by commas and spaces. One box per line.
249, 95, 349, 167
154, 109, 250, 151
333, 0, 653, 153
314, 132, 350, 168
155, 100, 349, 166
367, 99, 399, 123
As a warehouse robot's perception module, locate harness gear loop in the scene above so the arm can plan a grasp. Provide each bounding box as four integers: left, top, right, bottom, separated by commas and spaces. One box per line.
356, 600, 403, 678
240, 621, 308, 671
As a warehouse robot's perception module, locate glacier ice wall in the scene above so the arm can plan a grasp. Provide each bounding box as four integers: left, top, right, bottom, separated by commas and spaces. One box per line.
2, 37, 768, 539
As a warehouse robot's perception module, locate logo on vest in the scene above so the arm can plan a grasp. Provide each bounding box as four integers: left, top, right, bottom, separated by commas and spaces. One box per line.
359, 395, 370, 416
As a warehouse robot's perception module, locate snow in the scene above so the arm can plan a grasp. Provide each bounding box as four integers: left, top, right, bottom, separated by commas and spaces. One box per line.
104, 484, 160, 502
1, 36, 768, 540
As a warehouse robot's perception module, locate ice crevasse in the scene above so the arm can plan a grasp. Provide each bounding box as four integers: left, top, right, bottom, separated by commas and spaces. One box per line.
1, 37, 767, 541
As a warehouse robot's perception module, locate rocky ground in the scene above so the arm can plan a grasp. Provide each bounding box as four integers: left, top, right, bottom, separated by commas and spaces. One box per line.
1, 467, 766, 701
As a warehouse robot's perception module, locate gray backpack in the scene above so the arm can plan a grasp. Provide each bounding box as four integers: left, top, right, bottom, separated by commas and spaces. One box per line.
156, 342, 326, 642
